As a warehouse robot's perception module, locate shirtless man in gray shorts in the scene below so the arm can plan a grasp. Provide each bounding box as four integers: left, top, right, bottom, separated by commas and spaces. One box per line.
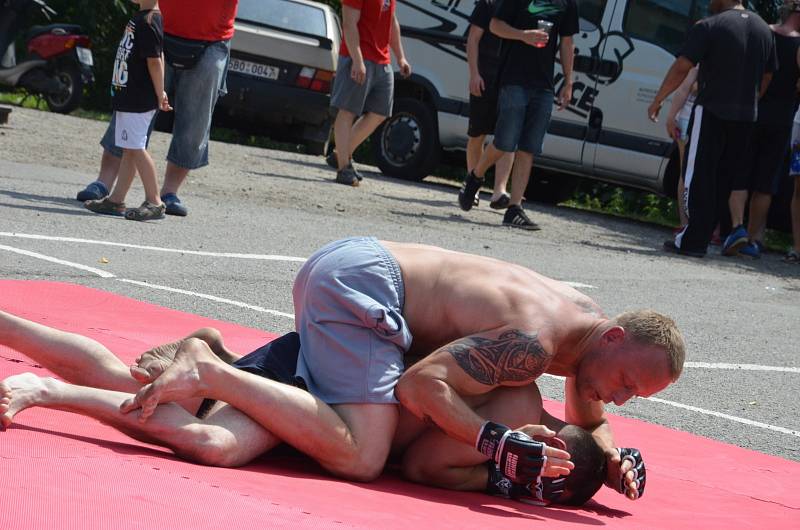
0, 316, 607, 506
3, 237, 676, 501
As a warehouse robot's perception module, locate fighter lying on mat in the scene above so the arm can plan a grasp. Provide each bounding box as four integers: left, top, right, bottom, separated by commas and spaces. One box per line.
0, 317, 604, 506
2, 238, 683, 500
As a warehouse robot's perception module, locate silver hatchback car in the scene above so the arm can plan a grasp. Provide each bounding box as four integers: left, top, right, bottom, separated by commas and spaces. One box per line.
216, 0, 341, 155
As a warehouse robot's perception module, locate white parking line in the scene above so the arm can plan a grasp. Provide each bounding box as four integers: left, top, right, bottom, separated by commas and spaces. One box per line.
684, 362, 800, 374
0, 232, 307, 262
646, 397, 800, 438
541, 374, 799, 438
117, 279, 294, 320
0, 244, 115, 278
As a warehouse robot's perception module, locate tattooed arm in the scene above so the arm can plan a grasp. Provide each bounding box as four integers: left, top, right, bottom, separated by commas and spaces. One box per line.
395, 328, 555, 445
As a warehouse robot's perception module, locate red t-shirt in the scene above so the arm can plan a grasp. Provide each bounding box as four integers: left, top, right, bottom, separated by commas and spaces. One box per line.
161, 0, 238, 41
340, 0, 395, 65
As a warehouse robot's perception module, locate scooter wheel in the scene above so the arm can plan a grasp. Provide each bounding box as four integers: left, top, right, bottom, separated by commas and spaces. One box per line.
46, 63, 83, 114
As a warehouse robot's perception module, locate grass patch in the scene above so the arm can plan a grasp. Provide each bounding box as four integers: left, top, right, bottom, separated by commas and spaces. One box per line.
563, 181, 680, 227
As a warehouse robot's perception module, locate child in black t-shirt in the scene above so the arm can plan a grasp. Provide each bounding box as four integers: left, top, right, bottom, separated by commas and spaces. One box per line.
85, 0, 172, 221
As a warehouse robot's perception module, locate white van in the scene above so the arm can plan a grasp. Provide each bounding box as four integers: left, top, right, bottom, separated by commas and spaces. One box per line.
372, 0, 717, 201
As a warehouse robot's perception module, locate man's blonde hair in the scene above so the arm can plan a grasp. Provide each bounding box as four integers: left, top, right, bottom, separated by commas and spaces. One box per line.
614, 310, 686, 381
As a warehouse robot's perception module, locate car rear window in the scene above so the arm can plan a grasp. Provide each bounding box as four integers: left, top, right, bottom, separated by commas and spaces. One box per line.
237, 0, 329, 39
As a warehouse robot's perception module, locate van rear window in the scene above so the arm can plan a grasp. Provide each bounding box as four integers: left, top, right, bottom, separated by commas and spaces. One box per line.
237, 0, 329, 39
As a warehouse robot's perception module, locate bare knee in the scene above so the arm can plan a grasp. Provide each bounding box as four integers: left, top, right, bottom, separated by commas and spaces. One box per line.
177, 428, 248, 468
327, 453, 385, 482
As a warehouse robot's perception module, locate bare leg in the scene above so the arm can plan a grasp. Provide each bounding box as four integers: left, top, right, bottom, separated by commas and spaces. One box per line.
509, 151, 533, 206
793, 176, 800, 253
492, 152, 513, 201
129, 149, 163, 205
122, 339, 399, 482
160, 162, 189, 196
333, 109, 357, 171
348, 112, 386, 156
728, 189, 748, 228
0, 309, 138, 392
0, 309, 235, 398
474, 143, 507, 179
107, 151, 138, 205
97, 149, 122, 190
0, 373, 277, 467
746, 191, 772, 244
466, 135, 485, 174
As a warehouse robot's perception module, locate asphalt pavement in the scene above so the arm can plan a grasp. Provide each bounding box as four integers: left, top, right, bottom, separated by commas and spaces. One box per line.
1, 107, 798, 462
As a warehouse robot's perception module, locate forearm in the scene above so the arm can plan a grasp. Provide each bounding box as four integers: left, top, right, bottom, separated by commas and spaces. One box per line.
146, 56, 165, 99
589, 419, 617, 455
559, 36, 574, 85
342, 9, 363, 64
653, 57, 694, 108
467, 27, 482, 78
389, 15, 405, 63
396, 376, 487, 445
489, 18, 525, 42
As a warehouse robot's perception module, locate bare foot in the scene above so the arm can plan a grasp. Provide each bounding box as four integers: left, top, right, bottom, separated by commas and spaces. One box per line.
0, 373, 56, 429
120, 338, 223, 422
131, 328, 234, 384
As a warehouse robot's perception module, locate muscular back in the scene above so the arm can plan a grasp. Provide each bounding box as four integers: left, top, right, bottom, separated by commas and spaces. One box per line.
382, 241, 603, 362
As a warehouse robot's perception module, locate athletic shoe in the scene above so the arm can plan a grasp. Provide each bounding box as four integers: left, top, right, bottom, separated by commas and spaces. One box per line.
335, 166, 360, 187
351, 164, 364, 181
739, 241, 762, 259
490, 193, 511, 210
663, 240, 705, 258
76, 181, 109, 202
458, 172, 483, 211
502, 205, 540, 231
722, 225, 749, 256
161, 193, 188, 217
84, 197, 125, 217
125, 201, 166, 221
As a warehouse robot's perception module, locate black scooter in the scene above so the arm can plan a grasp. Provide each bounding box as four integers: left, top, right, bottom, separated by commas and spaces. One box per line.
0, 0, 94, 113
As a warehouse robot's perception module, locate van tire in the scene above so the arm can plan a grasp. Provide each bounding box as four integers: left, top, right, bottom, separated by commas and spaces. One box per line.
372, 97, 439, 181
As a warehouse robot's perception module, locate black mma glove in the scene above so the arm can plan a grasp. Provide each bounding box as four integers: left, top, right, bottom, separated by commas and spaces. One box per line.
476, 421, 548, 484
485, 462, 566, 505
618, 447, 646, 499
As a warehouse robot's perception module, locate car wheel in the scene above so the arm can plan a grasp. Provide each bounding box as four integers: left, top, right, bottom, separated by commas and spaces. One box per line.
372, 97, 439, 181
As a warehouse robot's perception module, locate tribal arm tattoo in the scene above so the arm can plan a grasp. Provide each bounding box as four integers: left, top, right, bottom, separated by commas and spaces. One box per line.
446, 330, 550, 386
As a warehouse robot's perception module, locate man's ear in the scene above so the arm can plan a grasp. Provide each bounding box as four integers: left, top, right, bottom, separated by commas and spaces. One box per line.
600, 325, 625, 346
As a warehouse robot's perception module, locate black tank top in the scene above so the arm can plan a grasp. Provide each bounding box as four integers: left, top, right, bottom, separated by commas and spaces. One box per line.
759, 31, 800, 124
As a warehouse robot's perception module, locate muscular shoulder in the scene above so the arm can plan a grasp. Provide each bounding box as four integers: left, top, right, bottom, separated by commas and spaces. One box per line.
445, 328, 555, 386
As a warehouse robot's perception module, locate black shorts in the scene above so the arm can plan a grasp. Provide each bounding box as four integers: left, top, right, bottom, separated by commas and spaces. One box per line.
736, 118, 793, 195
468, 79, 500, 138
196, 332, 304, 418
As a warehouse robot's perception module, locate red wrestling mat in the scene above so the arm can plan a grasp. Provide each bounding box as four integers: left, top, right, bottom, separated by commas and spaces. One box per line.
1, 280, 798, 530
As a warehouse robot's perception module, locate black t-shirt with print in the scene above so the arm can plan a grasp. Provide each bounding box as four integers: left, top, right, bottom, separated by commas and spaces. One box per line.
680, 8, 777, 123
111, 10, 164, 113
493, 0, 578, 90
469, 0, 504, 81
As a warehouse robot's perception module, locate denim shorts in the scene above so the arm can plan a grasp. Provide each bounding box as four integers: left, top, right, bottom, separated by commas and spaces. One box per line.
101, 40, 231, 170
493, 85, 553, 155
330, 56, 394, 117
292, 237, 413, 404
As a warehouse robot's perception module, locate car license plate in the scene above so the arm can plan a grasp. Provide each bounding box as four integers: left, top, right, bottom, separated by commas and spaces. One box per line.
229, 58, 279, 81
76, 47, 93, 66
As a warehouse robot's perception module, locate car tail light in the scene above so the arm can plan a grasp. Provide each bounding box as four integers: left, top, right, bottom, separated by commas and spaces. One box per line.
295, 67, 334, 93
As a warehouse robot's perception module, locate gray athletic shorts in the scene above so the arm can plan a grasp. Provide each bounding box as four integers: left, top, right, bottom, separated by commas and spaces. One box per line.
330, 56, 394, 117
292, 237, 412, 404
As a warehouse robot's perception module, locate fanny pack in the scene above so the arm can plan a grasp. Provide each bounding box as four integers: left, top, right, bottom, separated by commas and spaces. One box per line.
163, 33, 212, 70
